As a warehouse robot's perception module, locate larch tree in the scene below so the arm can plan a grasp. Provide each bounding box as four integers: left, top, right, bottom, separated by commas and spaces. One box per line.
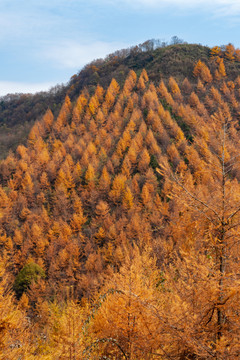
160, 101, 240, 358
200, 64, 213, 83
181, 77, 192, 95
168, 76, 181, 98
0, 255, 31, 359
193, 60, 205, 77
224, 43, 235, 61
211, 46, 221, 58
137, 69, 149, 91
218, 58, 226, 78
193, 61, 212, 84
235, 48, 240, 61
87, 245, 162, 360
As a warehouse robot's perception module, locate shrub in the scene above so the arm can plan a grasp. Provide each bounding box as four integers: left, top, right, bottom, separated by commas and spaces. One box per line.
13, 262, 45, 299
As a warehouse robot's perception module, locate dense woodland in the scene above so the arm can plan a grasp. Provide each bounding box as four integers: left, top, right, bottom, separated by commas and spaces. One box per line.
1, 42, 240, 358
2, 40, 240, 159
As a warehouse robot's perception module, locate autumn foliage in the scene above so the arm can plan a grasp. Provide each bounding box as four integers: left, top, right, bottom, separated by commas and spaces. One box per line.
1, 56, 240, 358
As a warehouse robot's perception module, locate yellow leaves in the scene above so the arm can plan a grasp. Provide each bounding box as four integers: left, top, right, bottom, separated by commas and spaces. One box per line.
218, 58, 226, 78
95, 84, 105, 102
21, 172, 33, 191
193, 60, 204, 77
88, 94, 100, 115
71, 213, 87, 233
18, 159, 28, 172
167, 143, 180, 167
88, 246, 162, 357
0, 232, 13, 251
189, 91, 200, 107
175, 127, 185, 143
13, 229, 23, 247
54, 96, 72, 133
103, 78, 120, 114
28, 123, 40, 146
102, 242, 115, 264
225, 43, 235, 61
16, 144, 28, 159
42, 300, 86, 359
85, 163, 96, 189
141, 184, 151, 206
64, 95, 72, 113
40, 172, 50, 189
94, 227, 106, 245
168, 76, 181, 95
138, 148, 150, 173
55, 168, 75, 192
107, 78, 120, 98
31, 223, 42, 240
210, 45, 221, 57
99, 166, 111, 191
127, 145, 137, 165
58, 248, 69, 268
116, 130, 131, 157
121, 156, 132, 177
235, 48, 240, 61
95, 200, 110, 218
109, 174, 127, 204
2, 45, 240, 358
73, 93, 88, 123
193, 60, 212, 83
0, 186, 8, 209
86, 141, 97, 157
70, 198, 86, 232
37, 146, 50, 167
85, 252, 102, 273
0, 256, 30, 358
123, 70, 137, 96
122, 186, 134, 209
158, 80, 174, 106
137, 69, 149, 91
42, 109, 54, 132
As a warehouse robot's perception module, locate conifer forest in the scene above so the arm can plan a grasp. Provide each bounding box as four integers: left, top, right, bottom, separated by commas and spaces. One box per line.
1, 42, 240, 359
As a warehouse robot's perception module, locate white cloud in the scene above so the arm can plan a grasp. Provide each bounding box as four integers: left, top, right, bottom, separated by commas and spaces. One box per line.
41, 40, 129, 69
104, 0, 240, 14
0, 81, 55, 97
0, 1, 69, 44
112, 0, 238, 6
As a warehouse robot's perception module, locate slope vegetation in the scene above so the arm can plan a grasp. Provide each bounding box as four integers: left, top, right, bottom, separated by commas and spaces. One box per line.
0, 42, 211, 159
0, 55, 240, 357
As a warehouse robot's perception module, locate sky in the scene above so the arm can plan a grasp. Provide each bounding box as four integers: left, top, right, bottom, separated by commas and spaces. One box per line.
1, 0, 240, 96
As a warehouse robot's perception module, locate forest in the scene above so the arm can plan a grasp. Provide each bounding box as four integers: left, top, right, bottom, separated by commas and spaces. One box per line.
0, 43, 240, 358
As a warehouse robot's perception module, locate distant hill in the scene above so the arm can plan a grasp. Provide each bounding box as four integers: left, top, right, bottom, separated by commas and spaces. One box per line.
0, 41, 215, 159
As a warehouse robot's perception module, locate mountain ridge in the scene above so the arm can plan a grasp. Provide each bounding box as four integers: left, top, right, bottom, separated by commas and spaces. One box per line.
0, 41, 212, 159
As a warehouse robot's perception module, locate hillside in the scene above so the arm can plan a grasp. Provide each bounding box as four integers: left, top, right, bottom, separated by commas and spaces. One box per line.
1, 43, 240, 357
0, 41, 224, 159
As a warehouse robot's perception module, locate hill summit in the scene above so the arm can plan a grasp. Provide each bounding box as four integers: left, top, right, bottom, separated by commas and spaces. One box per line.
0, 40, 236, 159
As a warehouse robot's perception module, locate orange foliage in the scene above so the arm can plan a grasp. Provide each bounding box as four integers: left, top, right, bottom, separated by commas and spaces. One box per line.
1, 67, 240, 356
225, 43, 235, 61
193, 60, 212, 83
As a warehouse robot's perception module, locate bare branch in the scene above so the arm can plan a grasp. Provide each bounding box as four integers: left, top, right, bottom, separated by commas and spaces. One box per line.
171, 172, 221, 222
83, 338, 129, 360
173, 193, 217, 224
227, 206, 240, 222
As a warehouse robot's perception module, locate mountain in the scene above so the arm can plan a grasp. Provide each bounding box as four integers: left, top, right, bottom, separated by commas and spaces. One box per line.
0, 41, 240, 358
3, 41, 240, 159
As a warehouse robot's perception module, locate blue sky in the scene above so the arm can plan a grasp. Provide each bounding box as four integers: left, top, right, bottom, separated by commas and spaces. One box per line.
1, 0, 240, 96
